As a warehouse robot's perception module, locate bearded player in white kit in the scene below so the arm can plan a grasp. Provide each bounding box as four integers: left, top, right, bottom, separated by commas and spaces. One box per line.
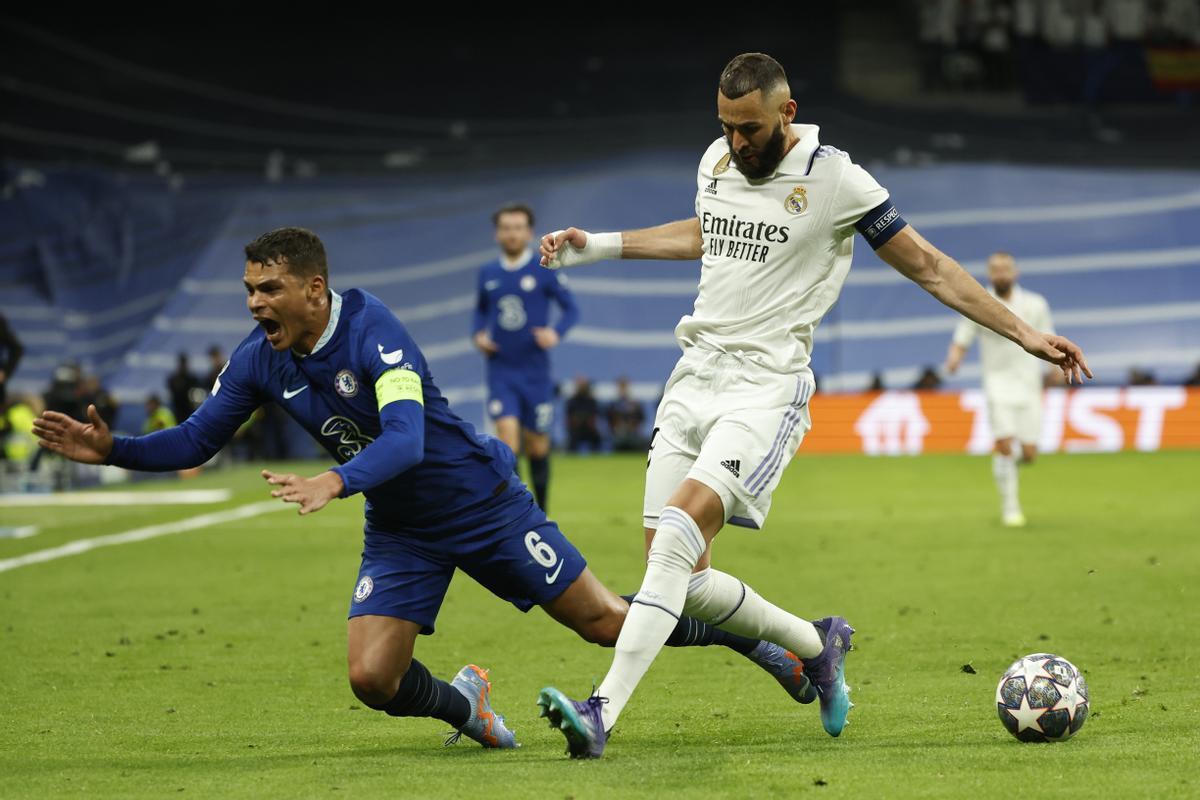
533, 53, 1091, 758
945, 252, 1056, 528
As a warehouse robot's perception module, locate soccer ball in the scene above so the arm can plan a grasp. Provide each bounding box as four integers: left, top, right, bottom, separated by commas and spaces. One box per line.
995, 653, 1090, 742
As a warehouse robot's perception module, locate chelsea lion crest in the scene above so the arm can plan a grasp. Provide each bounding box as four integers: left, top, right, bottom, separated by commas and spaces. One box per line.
335, 369, 359, 398
784, 186, 808, 215
354, 576, 373, 603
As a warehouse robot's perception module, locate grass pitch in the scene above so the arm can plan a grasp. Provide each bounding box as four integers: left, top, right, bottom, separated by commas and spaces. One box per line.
1, 450, 1197, 798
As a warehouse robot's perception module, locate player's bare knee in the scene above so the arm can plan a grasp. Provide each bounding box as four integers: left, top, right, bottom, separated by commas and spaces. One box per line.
348, 660, 406, 707
579, 602, 626, 646
994, 439, 1014, 456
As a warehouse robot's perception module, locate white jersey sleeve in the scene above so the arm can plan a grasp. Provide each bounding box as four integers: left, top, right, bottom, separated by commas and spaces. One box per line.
832, 161, 890, 238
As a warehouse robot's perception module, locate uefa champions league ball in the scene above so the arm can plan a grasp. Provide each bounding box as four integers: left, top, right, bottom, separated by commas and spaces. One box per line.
996, 653, 1090, 742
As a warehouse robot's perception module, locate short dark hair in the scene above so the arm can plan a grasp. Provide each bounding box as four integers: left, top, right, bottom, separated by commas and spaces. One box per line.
719, 53, 789, 100
244, 227, 328, 281
492, 203, 535, 228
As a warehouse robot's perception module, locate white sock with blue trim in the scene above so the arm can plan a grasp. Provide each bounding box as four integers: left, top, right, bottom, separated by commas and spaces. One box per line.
596, 506, 705, 730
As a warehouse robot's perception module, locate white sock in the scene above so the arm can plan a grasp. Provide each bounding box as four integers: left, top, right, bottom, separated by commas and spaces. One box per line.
597, 506, 705, 730
686, 568, 822, 658
992, 452, 1020, 515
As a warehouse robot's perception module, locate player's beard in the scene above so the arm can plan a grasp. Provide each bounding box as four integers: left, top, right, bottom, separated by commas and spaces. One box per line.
729, 122, 787, 180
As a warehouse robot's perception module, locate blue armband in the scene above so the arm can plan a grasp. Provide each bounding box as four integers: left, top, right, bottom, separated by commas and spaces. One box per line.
855, 199, 907, 250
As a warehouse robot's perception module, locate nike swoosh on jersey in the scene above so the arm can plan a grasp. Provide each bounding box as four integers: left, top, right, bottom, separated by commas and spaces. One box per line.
484, 280, 500, 290
545, 560, 564, 584
377, 344, 404, 365
282, 385, 308, 400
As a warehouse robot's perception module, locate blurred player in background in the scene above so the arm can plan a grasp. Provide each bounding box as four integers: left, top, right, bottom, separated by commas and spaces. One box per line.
34, 226, 822, 752
535, 52, 1090, 758
944, 251, 1056, 527
472, 203, 578, 512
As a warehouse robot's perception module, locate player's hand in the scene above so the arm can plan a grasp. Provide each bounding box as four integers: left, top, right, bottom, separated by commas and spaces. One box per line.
539, 227, 588, 268
32, 404, 112, 464
262, 469, 343, 515
0, 369, 7, 383
1021, 331, 1093, 385
473, 330, 499, 356
532, 327, 560, 349
942, 359, 958, 376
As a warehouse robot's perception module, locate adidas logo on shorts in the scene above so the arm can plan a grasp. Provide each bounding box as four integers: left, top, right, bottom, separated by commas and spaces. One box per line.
720, 459, 741, 478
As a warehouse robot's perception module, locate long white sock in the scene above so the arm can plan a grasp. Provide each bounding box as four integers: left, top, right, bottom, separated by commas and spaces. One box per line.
596, 506, 705, 730
686, 568, 822, 658
992, 452, 1019, 515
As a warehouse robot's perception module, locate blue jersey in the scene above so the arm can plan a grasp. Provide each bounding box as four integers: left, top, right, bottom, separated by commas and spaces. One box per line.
472, 250, 579, 376
107, 289, 529, 538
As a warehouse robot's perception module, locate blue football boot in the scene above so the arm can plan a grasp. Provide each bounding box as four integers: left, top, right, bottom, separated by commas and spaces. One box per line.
748, 641, 818, 704
444, 664, 519, 748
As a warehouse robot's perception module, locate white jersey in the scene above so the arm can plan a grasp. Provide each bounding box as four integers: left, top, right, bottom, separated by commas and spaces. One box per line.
676, 123, 892, 375
952, 285, 1055, 403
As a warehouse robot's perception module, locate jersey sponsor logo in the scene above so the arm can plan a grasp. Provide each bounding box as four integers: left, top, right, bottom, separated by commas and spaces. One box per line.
720, 459, 741, 478
705, 178, 718, 196
320, 415, 375, 461
784, 186, 809, 215
282, 384, 309, 400
334, 370, 359, 398
520, 274, 537, 292
497, 295, 527, 331
353, 576, 374, 603
713, 152, 731, 175
700, 211, 791, 243
377, 344, 404, 366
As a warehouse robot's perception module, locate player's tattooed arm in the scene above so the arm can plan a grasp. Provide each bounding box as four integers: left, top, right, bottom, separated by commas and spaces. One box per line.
540, 218, 702, 268
877, 226, 1092, 384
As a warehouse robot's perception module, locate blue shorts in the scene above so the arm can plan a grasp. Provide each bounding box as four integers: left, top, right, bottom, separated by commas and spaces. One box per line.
487, 370, 555, 434
348, 499, 586, 634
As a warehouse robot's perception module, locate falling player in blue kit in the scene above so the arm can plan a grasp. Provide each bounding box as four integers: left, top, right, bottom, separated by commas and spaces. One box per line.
472, 203, 578, 511
33, 227, 819, 750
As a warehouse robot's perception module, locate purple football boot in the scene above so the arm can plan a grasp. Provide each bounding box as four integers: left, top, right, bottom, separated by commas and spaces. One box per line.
803, 616, 856, 736
536, 687, 608, 759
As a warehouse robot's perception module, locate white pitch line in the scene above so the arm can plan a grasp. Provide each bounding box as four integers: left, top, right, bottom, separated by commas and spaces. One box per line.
0, 500, 287, 574
0, 489, 233, 507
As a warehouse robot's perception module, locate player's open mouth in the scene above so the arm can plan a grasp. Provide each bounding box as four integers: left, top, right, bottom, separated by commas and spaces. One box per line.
258, 318, 282, 343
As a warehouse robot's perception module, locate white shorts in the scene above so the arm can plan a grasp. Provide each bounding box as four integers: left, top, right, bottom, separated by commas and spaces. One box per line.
987, 395, 1042, 445
643, 348, 814, 531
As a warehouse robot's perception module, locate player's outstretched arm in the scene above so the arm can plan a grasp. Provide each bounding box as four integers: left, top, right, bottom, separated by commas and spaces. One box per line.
539, 218, 702, 269
877, 226, 1092, 384
32, 404, 112, 464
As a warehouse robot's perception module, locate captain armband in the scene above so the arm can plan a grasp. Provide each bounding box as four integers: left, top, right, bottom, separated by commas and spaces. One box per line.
854, 199, 907, 250
375, 368, 424, 410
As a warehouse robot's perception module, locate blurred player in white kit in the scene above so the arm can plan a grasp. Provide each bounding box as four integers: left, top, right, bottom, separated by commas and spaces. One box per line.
945, 252, 1056, 527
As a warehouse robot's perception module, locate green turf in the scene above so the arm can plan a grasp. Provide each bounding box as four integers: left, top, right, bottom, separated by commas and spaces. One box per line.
1, 451, 1197, 798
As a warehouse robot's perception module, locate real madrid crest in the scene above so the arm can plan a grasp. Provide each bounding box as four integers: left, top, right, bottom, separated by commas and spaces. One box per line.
713, 153, 731, 176
784, 186, 808, 215
335, 369, 359, 398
